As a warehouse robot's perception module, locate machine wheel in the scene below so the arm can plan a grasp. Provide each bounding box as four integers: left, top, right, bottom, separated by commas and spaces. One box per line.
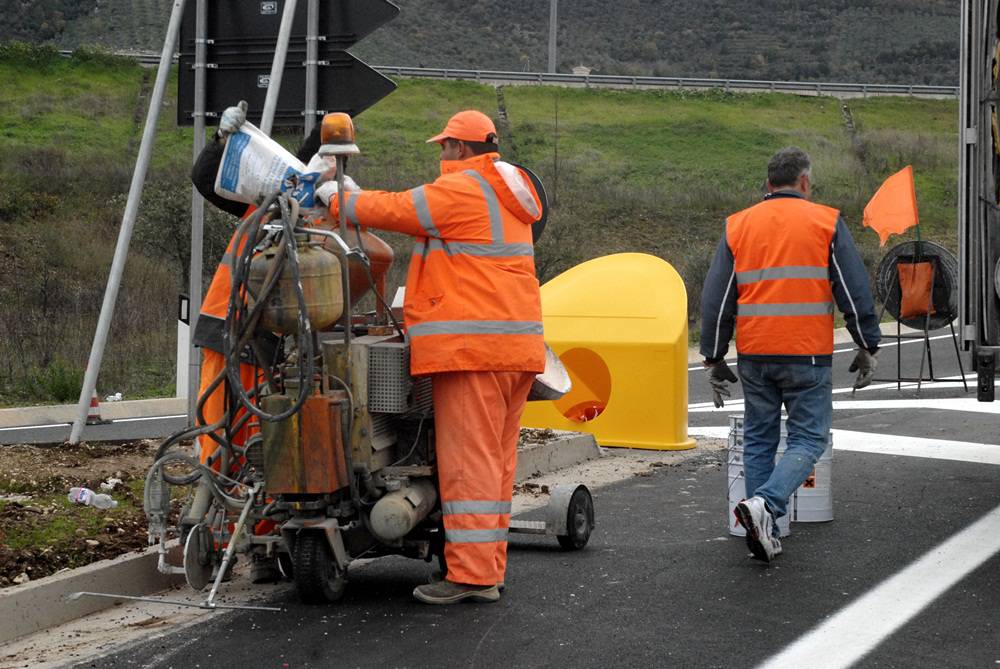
556, 486, 595, 551
183, 523, 215, 591
293, 532, 346, 604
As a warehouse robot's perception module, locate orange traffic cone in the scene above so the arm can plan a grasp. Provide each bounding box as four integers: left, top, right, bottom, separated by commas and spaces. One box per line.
85, 387, 109, 425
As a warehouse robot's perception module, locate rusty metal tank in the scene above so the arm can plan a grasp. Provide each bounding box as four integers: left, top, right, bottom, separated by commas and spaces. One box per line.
248, 236, 343, 334
326, 228, 395, 307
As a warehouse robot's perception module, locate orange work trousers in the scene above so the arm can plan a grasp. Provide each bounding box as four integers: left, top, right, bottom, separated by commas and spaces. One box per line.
196, 348, 276, 535
433, 370, 535, 586
196, 348, 258, 466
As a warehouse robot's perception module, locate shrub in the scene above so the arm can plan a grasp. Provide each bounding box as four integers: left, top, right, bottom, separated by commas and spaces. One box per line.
31, 359, 84, 403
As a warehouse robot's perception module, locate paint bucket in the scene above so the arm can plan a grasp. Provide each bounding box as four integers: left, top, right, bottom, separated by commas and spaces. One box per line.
727, 434, 791, 538
790, 440, 834, 522
726, 415, 835, 535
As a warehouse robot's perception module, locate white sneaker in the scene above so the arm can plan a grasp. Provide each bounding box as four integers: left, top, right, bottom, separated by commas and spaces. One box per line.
735, 496, 780, 563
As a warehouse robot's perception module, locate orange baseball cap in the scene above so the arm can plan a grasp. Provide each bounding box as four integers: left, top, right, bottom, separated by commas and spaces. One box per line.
426, 110, 498, 144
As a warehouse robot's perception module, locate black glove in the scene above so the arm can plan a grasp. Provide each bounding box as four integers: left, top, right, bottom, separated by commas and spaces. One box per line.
848, 349, 878, 390
704, 360, 738, 408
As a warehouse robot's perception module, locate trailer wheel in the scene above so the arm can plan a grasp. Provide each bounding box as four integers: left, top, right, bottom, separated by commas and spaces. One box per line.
556, 486, 594, 551
293, 532, 346, 604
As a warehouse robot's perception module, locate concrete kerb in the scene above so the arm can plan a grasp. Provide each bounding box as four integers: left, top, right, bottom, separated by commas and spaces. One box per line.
0, 429, 603, 646
0, 545, 185, 645
516, 430, 602, 482
0, 398, 186, 429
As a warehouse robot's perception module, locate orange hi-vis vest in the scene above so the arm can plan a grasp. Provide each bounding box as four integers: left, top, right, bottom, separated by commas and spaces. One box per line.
329, 153, 545, 375
726, 196, 840, 356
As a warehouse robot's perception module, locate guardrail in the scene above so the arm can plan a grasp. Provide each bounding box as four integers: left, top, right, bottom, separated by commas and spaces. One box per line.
60, 50, 959, 99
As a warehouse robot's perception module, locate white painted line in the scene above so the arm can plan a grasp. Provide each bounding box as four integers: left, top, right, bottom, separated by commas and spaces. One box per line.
687, 426, 1000, 465
690, 393, 1000, 414
830, 429, 1000, 465
687, 333, 955, 371
756, 503, 1000, 669
0, 415, 187, 433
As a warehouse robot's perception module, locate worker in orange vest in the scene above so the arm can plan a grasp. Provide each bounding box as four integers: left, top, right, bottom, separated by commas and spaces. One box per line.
700, 146, 880, 563
190, 102, 322, 583
317, 110, 546, 604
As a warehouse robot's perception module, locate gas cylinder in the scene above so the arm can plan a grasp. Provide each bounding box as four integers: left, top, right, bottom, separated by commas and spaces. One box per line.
248, 236, 343, 334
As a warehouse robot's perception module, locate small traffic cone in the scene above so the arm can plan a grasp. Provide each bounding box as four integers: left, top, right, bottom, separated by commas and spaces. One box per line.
85, 387, 110, 425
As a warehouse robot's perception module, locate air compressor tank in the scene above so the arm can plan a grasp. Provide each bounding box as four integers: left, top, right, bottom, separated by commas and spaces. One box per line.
248, 236, 343, 334
368, 479, 437, 542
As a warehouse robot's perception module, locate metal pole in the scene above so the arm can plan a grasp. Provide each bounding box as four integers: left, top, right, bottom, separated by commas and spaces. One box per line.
304, 0, 319, 137
260, 0, 298, 136
70, 0, 187, 444
186, 0, 208, 421
547, 0, 558, 74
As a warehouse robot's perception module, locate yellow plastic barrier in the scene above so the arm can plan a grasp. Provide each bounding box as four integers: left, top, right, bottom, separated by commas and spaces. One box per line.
522, 253, 695, 450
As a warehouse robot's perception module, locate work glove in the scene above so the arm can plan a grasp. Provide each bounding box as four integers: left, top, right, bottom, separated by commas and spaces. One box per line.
219, 100, 248, 137
849, 348, 878, 390
314, 176, 360, 207
704, 360, 738, 408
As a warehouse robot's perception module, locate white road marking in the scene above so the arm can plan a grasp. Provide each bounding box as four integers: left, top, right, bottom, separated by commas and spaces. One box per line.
0, 414, 187, 433
686, 333, 955, 371
687, 426, 1000, 465
690, 389, 1000, 415
756, 503, 1000, 669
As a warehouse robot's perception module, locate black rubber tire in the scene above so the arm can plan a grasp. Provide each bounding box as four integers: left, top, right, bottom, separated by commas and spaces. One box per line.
292, 532, 346, 604
557, 487, 595, 551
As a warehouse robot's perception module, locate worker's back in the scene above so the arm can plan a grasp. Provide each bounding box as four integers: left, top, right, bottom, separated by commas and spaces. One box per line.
726, 194, 840, 357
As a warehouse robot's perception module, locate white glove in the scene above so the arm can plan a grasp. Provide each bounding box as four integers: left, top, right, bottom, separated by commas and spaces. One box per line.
315, 180, 338, 206
315, 176, 361, 206
219, 100, 248, 137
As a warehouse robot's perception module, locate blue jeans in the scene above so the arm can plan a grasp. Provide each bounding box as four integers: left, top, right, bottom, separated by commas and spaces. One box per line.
738, 359, 832, 535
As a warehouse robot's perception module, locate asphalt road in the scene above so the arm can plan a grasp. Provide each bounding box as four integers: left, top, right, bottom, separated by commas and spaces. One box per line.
70, 327, 1000, 669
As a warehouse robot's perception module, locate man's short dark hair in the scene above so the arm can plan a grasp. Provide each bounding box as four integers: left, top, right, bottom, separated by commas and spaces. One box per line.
444, 137, 499, 155
767, 147, 811, 188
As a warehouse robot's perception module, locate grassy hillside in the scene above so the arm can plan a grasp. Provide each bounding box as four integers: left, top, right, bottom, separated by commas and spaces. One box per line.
4, 0, 960, 85
0, 43, 958, 404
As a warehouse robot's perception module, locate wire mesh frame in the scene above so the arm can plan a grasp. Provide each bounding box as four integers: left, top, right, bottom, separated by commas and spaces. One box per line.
872, 252, 968, 392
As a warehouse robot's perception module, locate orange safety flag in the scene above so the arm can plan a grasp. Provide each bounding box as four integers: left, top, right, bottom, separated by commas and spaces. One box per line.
863, 165, 919, 247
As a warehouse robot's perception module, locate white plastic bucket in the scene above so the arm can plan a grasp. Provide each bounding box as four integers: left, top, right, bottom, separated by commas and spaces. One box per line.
726, 415, 834, 533
727, 438, 791, 537
790, 441, 833, 522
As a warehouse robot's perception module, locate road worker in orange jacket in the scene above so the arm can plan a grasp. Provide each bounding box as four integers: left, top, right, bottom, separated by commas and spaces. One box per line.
700, 147, 880, 563
317, 110, 546, 604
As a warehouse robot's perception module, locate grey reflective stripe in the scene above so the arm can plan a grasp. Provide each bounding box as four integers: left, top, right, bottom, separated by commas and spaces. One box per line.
411, 239, 533, 258
737, 302, 834, 317
442, 501, 512, 515
411, 186, 440, 237
220, 252, 234, 268
344, 192, 359, 226
408, 320, 544, 337
445, 528, 509, 544
736, 265, 829, 285
464, 170, 505, 243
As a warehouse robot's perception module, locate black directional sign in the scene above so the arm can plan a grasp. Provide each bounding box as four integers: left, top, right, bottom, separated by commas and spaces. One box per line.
177, 0, 399, 126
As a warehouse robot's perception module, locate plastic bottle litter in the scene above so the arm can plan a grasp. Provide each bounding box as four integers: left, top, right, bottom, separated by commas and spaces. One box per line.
68, 487, 118, 509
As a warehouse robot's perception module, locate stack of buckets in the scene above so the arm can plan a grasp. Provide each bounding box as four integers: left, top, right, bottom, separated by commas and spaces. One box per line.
727, 414, 833, 538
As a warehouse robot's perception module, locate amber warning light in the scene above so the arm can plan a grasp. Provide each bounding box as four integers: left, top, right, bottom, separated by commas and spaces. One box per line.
319, 113, 360, 156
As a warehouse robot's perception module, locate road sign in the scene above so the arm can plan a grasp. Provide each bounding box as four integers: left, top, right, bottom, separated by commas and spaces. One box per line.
178, 0, 399, 126
178, 51, 396, 126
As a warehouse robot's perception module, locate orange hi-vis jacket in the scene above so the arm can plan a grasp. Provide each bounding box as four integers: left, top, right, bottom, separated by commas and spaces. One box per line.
726, 196, 840, 356
328, 153, 546, 375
